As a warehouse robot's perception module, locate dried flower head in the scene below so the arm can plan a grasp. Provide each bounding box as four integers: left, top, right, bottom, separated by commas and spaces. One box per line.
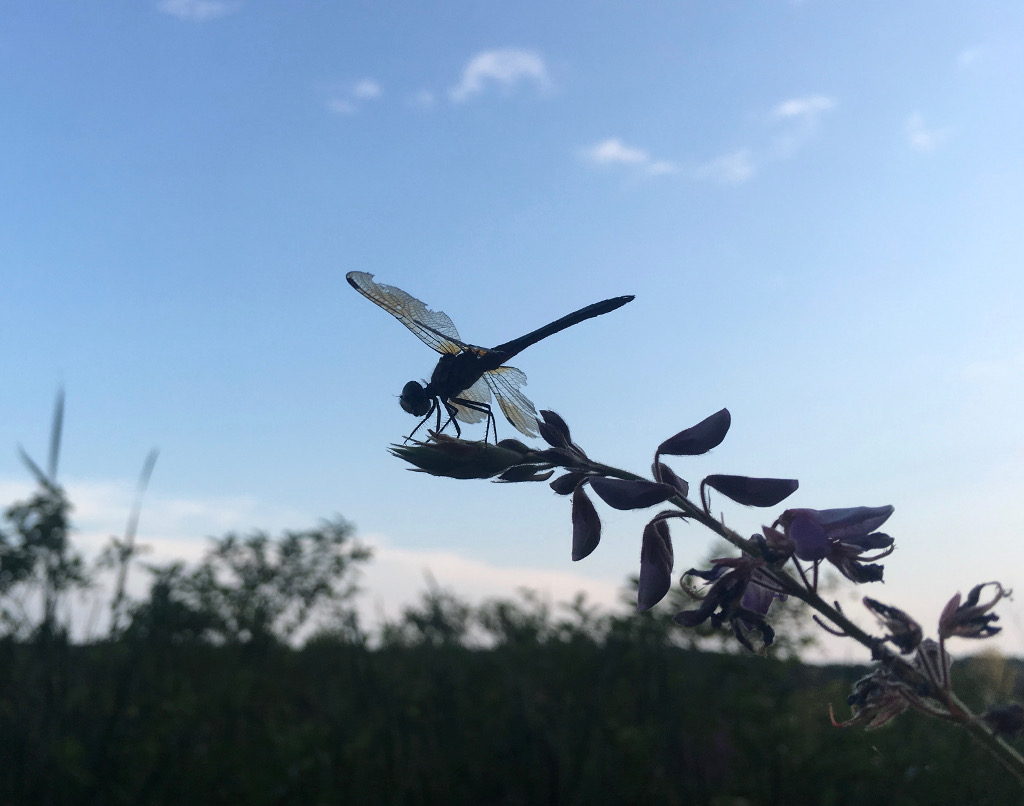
390, 434, 548, 480
863, 597, 923, 654
831, 668, 911, 730
938, 581, 1010, 640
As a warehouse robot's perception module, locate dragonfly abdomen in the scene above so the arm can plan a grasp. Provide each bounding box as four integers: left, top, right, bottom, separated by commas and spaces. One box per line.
492, 295, 634, 357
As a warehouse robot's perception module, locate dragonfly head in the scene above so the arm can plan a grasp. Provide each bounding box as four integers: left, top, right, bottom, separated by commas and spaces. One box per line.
400, 381, 432, 416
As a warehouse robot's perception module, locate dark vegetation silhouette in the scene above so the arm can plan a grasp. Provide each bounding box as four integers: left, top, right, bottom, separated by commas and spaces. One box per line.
1, 396, 1022, 805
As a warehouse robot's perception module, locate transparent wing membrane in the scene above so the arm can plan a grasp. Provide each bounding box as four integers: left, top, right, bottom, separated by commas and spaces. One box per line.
450, 376, 490, 424
483, 366, 539, 438
346, 271, 466, 356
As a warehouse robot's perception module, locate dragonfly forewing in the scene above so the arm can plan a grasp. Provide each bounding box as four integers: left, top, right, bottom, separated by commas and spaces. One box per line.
346, 271, 464, 356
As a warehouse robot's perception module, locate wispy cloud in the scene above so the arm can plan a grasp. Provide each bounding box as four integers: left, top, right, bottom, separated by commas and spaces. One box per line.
694, 149, 755, 184
579, 138, 677, 176
326, 78, 383, 116
352, 79, 382, 100
156, 0, 240, 21
770, 94, 836, 122
905, 112, 949, 153
769, 94, 837, 157
449, 49, 550, 103
687, 94, 835, 185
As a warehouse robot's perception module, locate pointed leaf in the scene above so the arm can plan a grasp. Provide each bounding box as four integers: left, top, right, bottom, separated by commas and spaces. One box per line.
535, 447, 576, 465
653, 461, 689, 497
538, 420, 570, 449
571, 486, 601, 561
538, 410, 572, 448
550, 471, 587, 496
124, 449, 159, 546
588, 476, 677, 511
657, 408, 731, 456
496, 438, 531, 453
18, 446, 54, 490
638, 518, 674, 611
48, 387, 65, 481
703, 474, 798, 507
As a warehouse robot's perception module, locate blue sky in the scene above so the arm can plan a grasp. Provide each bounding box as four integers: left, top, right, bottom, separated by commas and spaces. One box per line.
2, 2, 1023, 657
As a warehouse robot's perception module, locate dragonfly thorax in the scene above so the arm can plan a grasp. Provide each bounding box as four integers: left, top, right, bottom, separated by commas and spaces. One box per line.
400, 381, 432, 416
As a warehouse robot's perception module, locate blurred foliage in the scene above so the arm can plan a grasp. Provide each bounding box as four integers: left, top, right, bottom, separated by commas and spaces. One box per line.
127, 520, 370, 646
1, 404, 1023, 804
2, 585, 1023, 804
0, 391, 87, 640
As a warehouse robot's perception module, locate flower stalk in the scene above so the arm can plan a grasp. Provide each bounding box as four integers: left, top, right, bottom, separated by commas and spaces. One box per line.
390, 409, 1024, 785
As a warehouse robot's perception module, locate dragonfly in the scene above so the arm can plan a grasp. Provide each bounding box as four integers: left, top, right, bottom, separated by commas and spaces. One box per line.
346, 271, 634, 441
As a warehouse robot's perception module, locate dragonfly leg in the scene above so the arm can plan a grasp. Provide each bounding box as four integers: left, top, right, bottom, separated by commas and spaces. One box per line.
437, 400, 465, 438
404, 398, 439, 443
448, 396, 497, 443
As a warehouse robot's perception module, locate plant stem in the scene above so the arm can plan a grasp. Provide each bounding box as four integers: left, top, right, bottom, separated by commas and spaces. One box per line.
578, 457, 1024, 785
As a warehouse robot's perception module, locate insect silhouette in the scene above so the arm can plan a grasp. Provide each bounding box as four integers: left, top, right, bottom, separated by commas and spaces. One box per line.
346, 271, 634, 441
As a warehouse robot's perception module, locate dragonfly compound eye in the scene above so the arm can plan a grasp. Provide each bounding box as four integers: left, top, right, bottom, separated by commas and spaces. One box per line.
400, 381, 432, 416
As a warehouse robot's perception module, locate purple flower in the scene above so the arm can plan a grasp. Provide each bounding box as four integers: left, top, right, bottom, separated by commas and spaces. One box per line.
675, 554, 784, 654
777, 505, 895, 583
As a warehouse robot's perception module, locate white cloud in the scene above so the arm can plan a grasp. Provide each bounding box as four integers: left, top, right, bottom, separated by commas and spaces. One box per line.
63, 479, 309, 548
156, 0, 240, 21
694, 148, 755, 184
769, 94, 837, 157
449, 48, 550, 103
583, 138, 648, 165
352, 79, 382, 100
906, 112, 950, 153
579, 138, 677, 176
770, 94, 836, 122
356, 534, 624, 630
326, 78, 382, 116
